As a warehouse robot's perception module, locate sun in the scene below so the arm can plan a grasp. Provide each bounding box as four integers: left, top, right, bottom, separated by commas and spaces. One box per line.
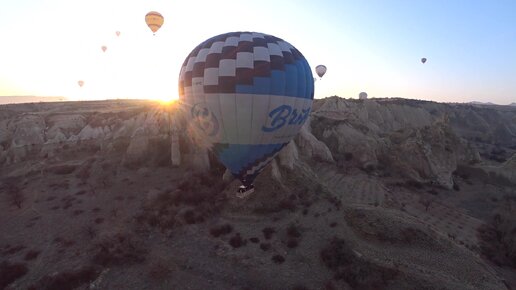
154, 96, 178, 105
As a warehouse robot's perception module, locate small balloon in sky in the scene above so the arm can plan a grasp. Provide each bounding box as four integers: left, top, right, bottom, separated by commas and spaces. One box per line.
421, 58, 427, 64
315, 65, 327, 78
78, 80, 84, 87
145, 11, 164, 35
101, 46, 107, 52
359, 92, 368, 99
178, 31, 314, 192
115, 31, 121, 37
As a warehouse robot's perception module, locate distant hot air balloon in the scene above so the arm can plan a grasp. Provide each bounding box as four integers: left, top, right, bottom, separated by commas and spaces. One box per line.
315, 65, 327, 78
115, 31, 120, 37
145, 11, 164, 34
101, 45, 107, 52
78, 80, 84, 87
421, 58, 427, 64
359, 92, 368, 100
179, 32, 314, 196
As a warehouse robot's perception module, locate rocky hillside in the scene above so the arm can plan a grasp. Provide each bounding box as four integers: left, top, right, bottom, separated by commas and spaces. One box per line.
0, 98, 515, 290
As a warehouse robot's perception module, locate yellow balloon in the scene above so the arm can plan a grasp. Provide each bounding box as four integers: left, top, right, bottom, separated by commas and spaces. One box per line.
145, 11, 164, 34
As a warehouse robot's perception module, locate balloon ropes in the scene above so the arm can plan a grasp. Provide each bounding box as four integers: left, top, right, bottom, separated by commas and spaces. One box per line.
145, 11, 164, 35
178, 32, 314, 189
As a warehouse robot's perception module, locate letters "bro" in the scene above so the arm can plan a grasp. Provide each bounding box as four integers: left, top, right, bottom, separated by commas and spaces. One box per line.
262, 105, 311, 132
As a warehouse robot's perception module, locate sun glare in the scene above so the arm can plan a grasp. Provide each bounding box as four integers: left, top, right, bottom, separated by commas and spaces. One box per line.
154, 96, 177, 105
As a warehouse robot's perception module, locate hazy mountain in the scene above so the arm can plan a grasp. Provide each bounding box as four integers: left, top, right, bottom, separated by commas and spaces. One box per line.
1, 98, 515, 289
0, 95, 69, 105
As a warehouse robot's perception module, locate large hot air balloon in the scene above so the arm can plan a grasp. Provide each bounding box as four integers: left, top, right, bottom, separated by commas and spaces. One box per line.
101, 45, 107, 52
145, 11, 164, 34
315, 65, 327, 78
78, 80, 84, 87
421, 58, 427, 64
359, 92, 368, 100
179, 32, 314, 195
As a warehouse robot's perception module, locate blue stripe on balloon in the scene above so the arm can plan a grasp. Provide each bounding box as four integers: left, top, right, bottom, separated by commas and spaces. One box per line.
234, 66, 313, 99
216, 143, 286, 175
284, 64, 298, 97
295, 60, 306, 100
252, 77, 271, 94
270, 70, 286, 96
235, 84, 254, 94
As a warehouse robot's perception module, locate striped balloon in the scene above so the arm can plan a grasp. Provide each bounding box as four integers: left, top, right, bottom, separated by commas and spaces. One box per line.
179, 31, 314, 186
145, 11, 164, 34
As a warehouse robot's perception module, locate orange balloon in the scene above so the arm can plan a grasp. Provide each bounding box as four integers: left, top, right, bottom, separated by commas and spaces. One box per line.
145, 11, 164, 34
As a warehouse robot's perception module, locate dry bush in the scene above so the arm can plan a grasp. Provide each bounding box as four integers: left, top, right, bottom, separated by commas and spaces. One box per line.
287, 224, 302, 238
3, 245, 26, 255
262, 227, 276, 240
83, 225, 97, 239
47, 164, 78, 175
91, 232, 147, 266
32, 266, 100, 290
24, 250, 40, 261
2, 177, 25, 209
249, 237, 260, 243
136, 173, 225, 231
260, 243, 271, 251
229, 233, 246, 248
320, 238, 399, 289
286, 239, 299, 248
0, 261, 28, 289
478, 210, 516, 268
209, 224, 233, 237
272, 254, 285, 264
148, 258, 173, 280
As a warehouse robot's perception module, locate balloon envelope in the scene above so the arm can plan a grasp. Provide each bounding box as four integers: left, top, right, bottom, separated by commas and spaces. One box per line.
115, 31, 120, 37
315, 65, 327, 78
101, 46, 107, 52
359, 92, 368, 99
145, 11, 164, 33
179, 31, 314, 186
421, 58, 427, 64
78, 80, 84, 87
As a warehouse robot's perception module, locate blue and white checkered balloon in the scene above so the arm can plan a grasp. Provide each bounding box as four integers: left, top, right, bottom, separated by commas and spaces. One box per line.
179, 31, 314, 186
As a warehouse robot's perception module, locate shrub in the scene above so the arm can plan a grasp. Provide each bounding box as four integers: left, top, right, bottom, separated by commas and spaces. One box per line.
287, 239, 298, 248
249, 237, 260, 243
33, 266, 99, 290
478, 212, 516, 268
0, 261, 28, 289
92, 232, 147, 266
24, 250, 40, 261
229, 233, 246, 248
320, 237, 399, 288
209, 224, 233, 237
287, 225, 301, 238
262, 227, 276, 240
148, 259, 173, 280
272, 255, 285, 264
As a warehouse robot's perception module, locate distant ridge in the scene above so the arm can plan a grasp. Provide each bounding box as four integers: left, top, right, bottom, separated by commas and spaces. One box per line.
468, 101, 495, 105
0, 96, 67, 105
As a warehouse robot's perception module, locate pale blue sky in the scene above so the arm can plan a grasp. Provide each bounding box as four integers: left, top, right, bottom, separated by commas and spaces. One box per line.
0, 0, 515, 104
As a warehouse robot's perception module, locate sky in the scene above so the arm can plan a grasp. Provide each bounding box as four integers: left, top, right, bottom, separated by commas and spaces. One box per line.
0, 0, 515, 104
